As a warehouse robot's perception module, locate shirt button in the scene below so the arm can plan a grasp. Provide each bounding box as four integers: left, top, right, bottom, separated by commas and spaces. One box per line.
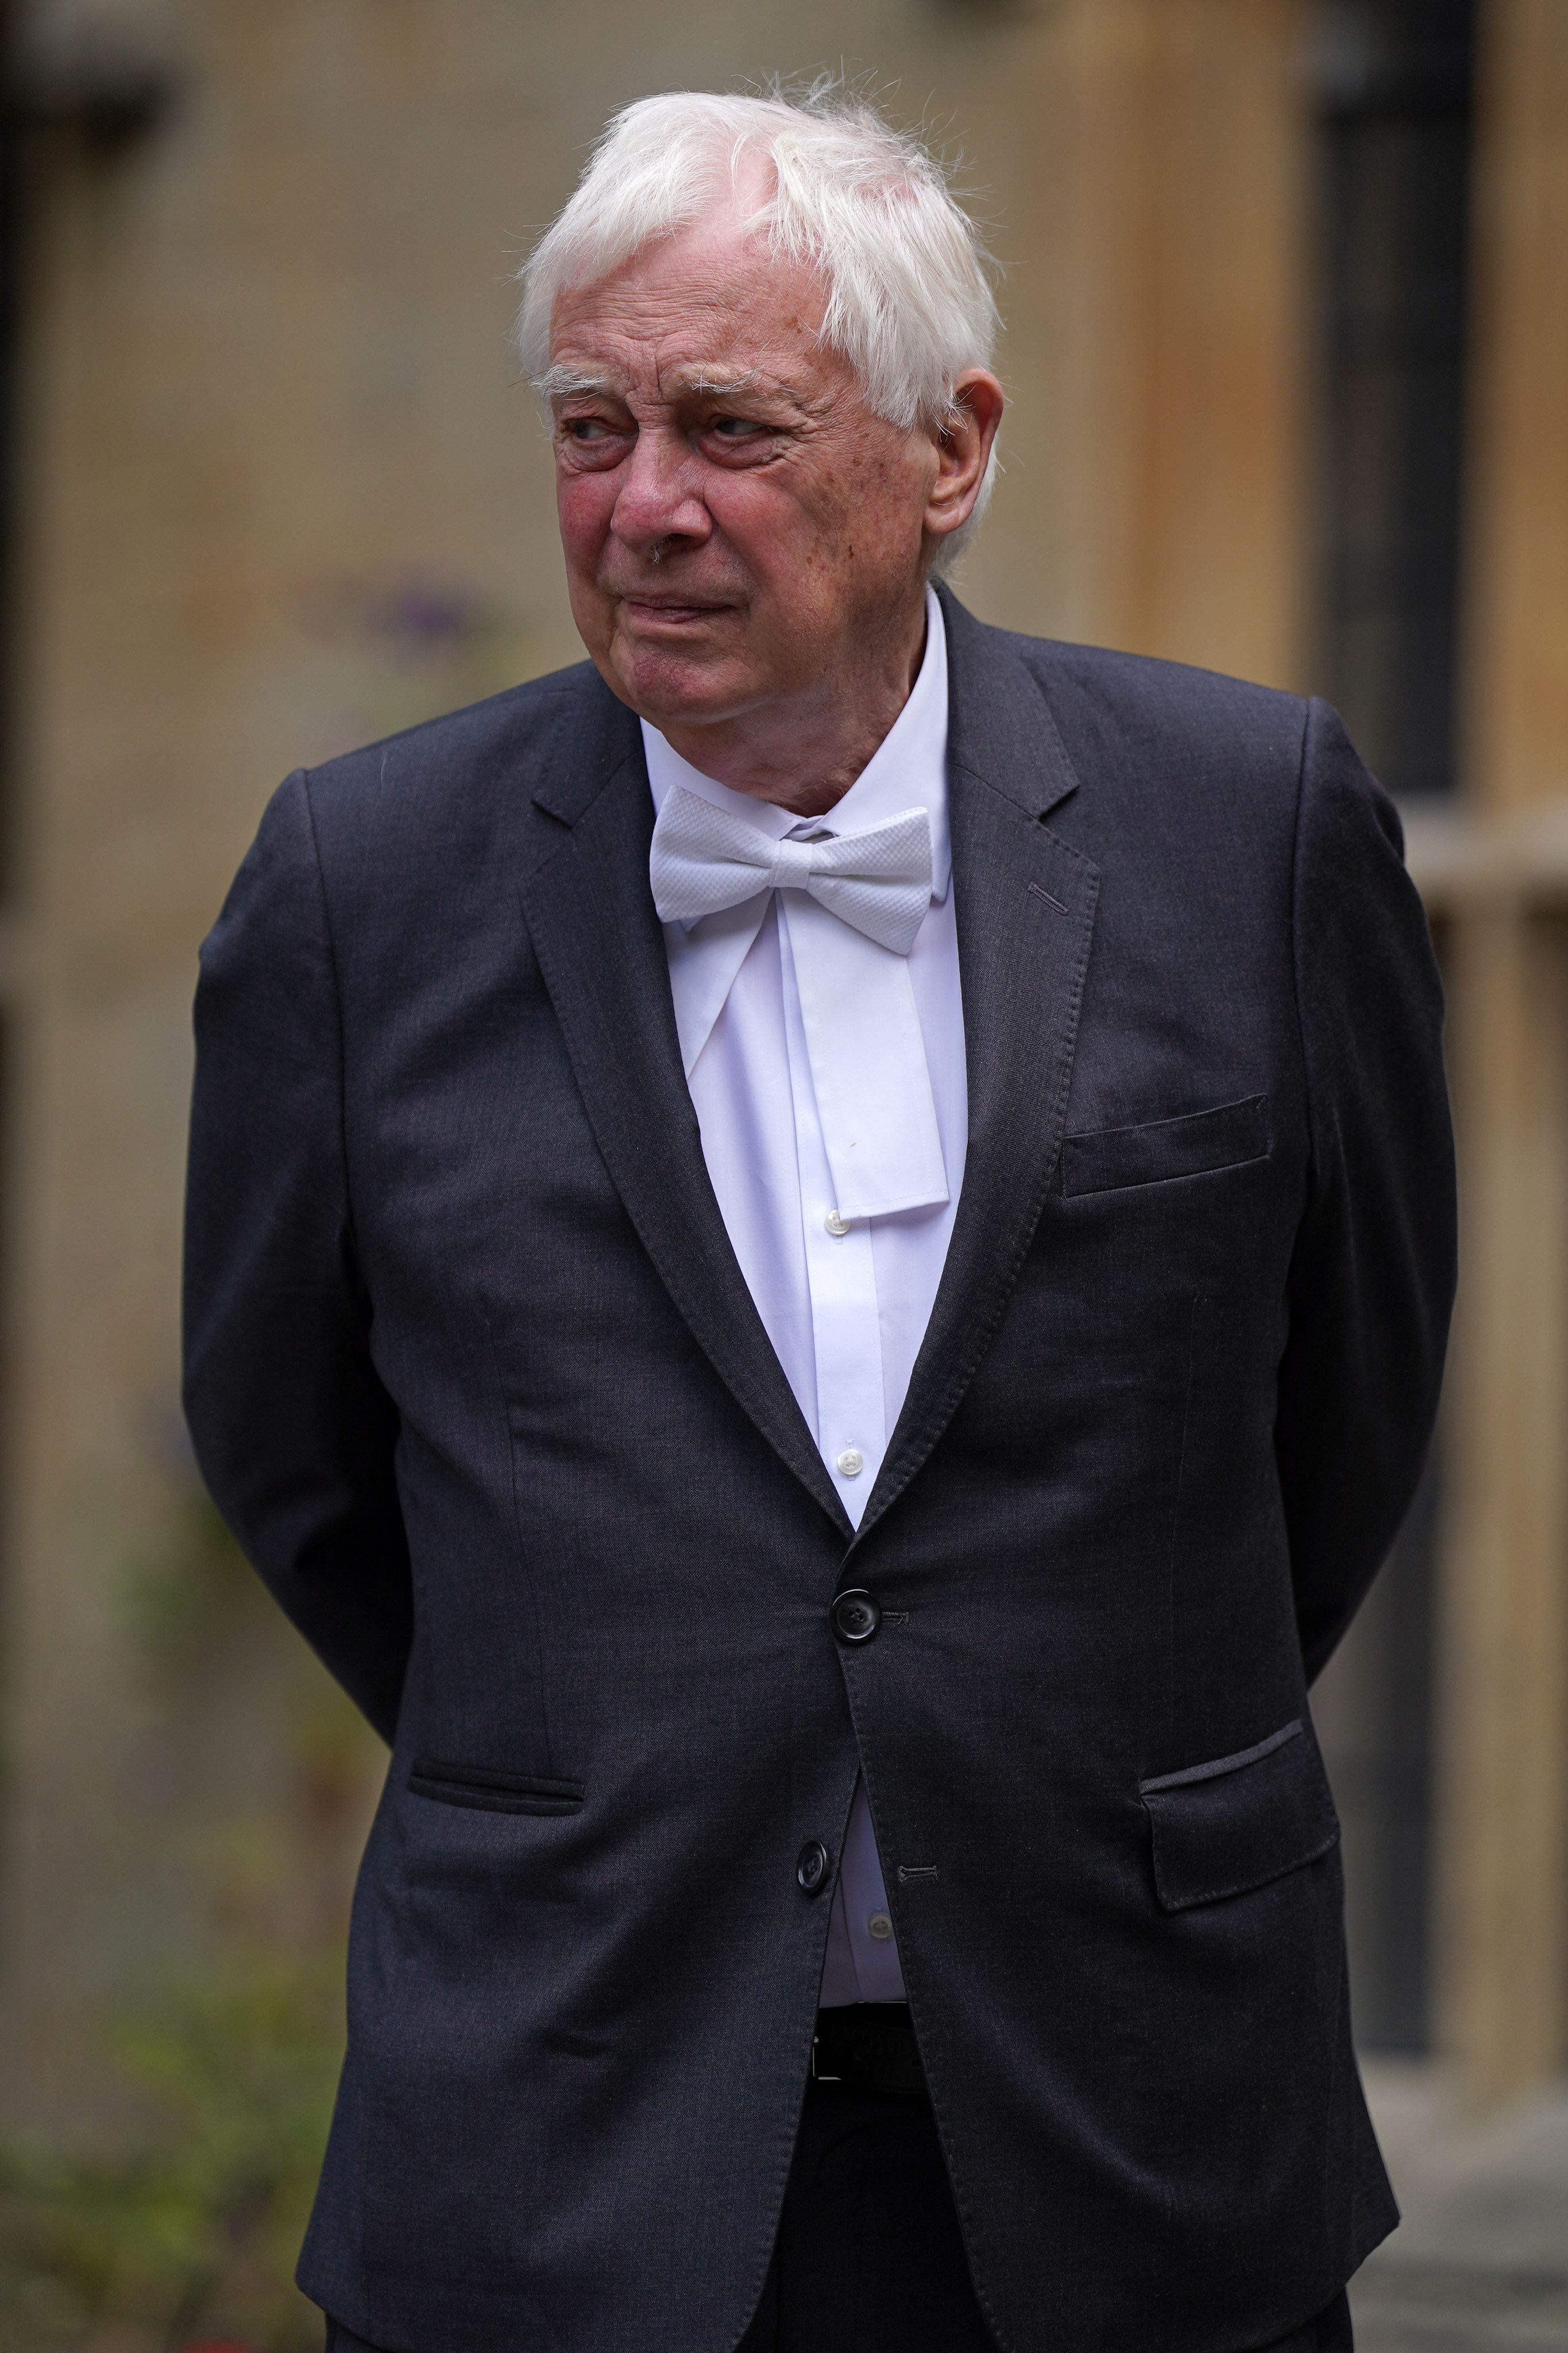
836, 1447, 864, 1477
831, 1589, 882, 1644
824, 1210, 850, 1236
797, 1839, 831, 1896
868, 1912, 894, 1942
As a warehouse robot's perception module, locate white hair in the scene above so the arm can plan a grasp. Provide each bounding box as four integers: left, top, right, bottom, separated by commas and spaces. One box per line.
515, 83, 1002, 562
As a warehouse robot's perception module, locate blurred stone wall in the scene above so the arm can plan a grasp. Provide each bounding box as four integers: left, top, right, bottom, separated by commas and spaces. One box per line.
0, 0, 1315, 2123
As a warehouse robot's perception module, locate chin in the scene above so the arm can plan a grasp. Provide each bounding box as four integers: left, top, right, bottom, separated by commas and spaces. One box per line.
612, 645, 758, 733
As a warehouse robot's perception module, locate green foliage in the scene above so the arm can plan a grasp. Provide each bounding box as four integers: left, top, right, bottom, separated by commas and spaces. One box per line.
2, 1466, 384, 2350
0, 1954, 343, 2352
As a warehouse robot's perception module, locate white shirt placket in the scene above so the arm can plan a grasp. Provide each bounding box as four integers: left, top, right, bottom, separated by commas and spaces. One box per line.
777, 893, 887, 1521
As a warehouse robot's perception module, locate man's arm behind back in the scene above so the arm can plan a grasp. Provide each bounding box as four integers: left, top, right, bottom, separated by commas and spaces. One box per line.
183, 766, 413, 1744
1277, 697, 1458, 1681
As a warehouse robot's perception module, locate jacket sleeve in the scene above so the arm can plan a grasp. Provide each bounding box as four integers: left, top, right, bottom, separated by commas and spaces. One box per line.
1276, 700, 1457, 1684
182, 770, 413, 1742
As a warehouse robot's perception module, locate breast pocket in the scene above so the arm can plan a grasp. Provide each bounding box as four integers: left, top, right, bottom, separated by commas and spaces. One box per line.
1061, 1094, 1269, 1197
1139, 1718, 1339, 1910
408, 1756, 585, 1816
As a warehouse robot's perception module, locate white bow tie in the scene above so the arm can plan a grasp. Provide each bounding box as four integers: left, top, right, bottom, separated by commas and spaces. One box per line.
649, 786, 933, 958
648, 781, 948, 1224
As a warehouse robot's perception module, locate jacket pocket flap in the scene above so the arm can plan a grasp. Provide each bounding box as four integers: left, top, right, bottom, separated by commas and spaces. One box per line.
1061, 1095, 1268, 1197
1139, 1720, 1339, 1911
410, 1757, 585, 1815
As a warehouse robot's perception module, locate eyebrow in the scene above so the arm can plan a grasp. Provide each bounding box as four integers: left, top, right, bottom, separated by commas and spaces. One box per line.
670, 367, 761, 398
536, 365, 613, 402
536, 362, 780, 406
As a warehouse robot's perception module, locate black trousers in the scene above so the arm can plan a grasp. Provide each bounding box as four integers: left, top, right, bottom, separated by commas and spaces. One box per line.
324, 2079, 1355, 2351
736, 2074, 995, 2351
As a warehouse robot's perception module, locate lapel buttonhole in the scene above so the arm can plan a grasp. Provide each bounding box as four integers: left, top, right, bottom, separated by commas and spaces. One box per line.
1028, 881, 1070, 916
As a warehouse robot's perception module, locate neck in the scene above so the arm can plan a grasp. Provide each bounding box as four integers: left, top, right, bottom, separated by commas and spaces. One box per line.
654, 594, 930, 819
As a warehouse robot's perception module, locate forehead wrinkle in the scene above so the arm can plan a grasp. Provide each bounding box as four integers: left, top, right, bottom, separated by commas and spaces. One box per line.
550, 238, 829, 396
550, 281, 839, 418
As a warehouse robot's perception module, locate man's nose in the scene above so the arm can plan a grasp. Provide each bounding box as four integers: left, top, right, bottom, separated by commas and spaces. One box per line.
611, 430, 712, 557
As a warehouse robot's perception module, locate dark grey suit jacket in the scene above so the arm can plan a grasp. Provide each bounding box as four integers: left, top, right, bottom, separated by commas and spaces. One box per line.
183, 586, 1456, 2353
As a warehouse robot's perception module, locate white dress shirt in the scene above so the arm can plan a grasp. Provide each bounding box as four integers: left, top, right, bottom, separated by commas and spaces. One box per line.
643, 588, 965, 2007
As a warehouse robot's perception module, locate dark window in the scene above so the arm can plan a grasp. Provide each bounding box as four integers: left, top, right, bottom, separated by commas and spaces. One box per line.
1306, 2, 1474, 2054
1311, 0, 1476, 799
0, 0, 18, 898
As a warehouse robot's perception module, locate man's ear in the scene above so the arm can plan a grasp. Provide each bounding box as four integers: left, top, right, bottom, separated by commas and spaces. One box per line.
925, 370, 1005, 542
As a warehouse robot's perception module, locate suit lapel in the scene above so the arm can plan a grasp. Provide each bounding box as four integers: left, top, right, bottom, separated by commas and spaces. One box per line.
518, 684, 851, 1534
852, 589, 1100, 1546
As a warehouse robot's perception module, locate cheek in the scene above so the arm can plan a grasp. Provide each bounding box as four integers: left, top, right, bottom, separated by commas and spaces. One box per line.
697, 478, 777, 558
701, 479, 837, 594
555, 472, 617, 574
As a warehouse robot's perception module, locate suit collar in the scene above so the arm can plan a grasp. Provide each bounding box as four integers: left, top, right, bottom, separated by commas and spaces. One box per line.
936, 578, 1081, 821
519, 676, 853, 1535
847, 585, 1099, 1546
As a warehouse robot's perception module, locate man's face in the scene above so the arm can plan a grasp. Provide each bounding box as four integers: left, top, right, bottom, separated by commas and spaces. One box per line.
547, 206, 944, 748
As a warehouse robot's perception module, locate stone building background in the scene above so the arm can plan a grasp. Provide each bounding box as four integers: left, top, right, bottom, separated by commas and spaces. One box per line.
0, 0, 1562, 2346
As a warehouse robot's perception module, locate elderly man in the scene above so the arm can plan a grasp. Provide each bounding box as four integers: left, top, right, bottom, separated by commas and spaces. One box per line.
184, 87, 1455, 2353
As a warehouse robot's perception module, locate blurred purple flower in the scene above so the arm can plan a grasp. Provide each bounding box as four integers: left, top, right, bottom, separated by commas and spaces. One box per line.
293, 569, 504, 665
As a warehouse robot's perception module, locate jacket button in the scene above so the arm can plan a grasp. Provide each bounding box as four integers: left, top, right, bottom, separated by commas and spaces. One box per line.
831, 1588, 881, 1645
797, 1839, 831, 1896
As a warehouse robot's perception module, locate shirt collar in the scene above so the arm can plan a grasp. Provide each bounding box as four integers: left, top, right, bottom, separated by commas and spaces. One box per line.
640, 585, 951, 902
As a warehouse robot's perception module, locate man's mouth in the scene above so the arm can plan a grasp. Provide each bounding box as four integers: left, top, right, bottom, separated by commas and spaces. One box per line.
617, 593, 736, 624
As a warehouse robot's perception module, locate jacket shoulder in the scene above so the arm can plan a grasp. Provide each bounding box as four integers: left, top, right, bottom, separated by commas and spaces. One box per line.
937, 585, 1312, 816
302, 658, 615, 821
289, 657, 644, 898
238, 658, 641, 990
984, 624, 1314, 863
1002, 628, 1306, 759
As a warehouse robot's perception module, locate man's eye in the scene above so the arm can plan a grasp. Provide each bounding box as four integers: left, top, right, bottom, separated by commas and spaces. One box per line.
565, 418, 615, 441
710, 416, 764, 439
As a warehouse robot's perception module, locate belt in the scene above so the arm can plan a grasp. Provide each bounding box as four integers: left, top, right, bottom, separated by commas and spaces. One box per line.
812, 2001, 928, 2097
